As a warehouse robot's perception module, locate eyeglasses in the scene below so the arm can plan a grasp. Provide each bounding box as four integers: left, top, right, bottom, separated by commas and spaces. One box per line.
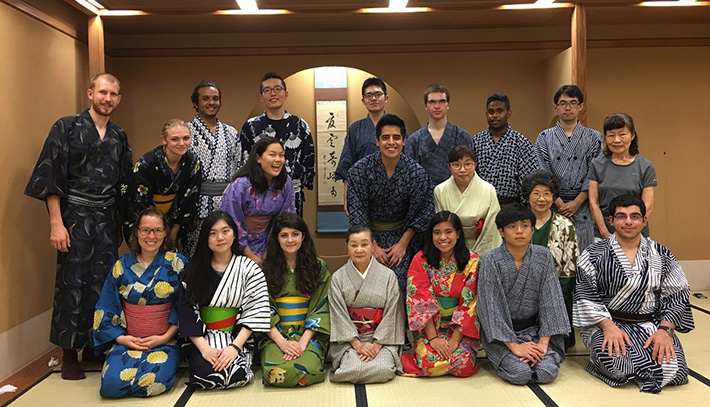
363, 92, 385, 100
138, 227, 166, 237
557, 100, 580, 108
426, 99, 448, 106
450, 162, 474, 170
613, 213, 643, 221
530, 191, 553, 200
261, 86, 285, 95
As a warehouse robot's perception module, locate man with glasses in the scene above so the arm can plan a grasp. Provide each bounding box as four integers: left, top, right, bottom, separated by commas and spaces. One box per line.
405, 83, 473, 190
335, 77, 393, 214
240, 72, 315, 216
534, 85, 602, 251
574, 194, 694, 393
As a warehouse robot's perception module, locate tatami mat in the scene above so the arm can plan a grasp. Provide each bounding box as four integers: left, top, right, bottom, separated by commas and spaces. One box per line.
683, 307, 710, 379
690, 291, 710, 310
185, 368, 355, 407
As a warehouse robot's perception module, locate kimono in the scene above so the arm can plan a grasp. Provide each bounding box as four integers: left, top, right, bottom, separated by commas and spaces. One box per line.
93, 251, 185, 398
240, 111, 315, 216
477, 244, 570, 385
25, 109, 133, 350
220, 176, 296, 258
178, 255, 270, 389
329, 258, 406, 384
573, 235, 694, 393
123, 145, 202, 242
347, 153, 435, 294
259, 258, 331, 387
472, 124, 538, 201
404, 121, 473, 189
434, 174, 502, 258
184, 116, 242, 257
401, 251, 480, 377
532, 212, 579, 349
535, 123, 602, 250
334, 116, 381, 181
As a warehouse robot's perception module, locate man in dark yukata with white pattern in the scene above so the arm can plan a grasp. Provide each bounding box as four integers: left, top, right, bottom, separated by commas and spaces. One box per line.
25, 73, 133, 380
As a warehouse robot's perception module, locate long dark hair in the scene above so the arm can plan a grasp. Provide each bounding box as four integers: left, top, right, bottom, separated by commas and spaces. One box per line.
181, 211, 241, 306
422, 211, 470, 272
129, 207, 173, 254
261, 213, 320, 296
232, 136, 287, 194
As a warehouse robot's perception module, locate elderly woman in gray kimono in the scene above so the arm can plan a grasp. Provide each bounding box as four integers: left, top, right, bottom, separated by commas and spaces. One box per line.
329, 225, 406, 384
477, 205, 570, 385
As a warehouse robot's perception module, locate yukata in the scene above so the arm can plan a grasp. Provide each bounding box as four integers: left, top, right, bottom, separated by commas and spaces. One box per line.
259, 258, 331, 387
535, 123, 602, 250
329, 258, 406, 384
434, 174, 501, 258
401, 251, 480, 377
404, 121, 473, 189
184, 116, 242, 257
220, 176, 296, 259
93, 251, 186, 398
574, 235, 694, 393
240, 111, 315, 216
25, 109, 133, 350
472, 124, 538, 203
334, 116, 380, 181
178, 255, 270, 389
532, 212, 579, 349
123, 145, 202, 243
347, 153, 435, 295
477, 244, 570, 385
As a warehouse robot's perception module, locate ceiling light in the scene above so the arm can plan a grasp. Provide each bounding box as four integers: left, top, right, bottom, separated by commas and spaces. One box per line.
640, 1, 707, 6
500, 1, 571, 10
75, 0, 100, 14
236, 0, 259, 12
216, 9, 290, 15
361, 7, 430, 13
389, 0, 408, 10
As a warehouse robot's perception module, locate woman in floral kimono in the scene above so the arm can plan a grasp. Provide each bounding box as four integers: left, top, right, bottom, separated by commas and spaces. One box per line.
259, 213, 330, 387
93, 207, 186, 398
523, 170, 579, 349
401, 211, 480, 377
178, 211, 270, 389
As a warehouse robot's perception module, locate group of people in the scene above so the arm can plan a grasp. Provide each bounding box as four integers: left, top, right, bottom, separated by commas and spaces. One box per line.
25, 72, 693, 398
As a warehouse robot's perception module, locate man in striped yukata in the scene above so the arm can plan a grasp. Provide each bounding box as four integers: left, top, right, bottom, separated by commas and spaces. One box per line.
574, 194, 694, 393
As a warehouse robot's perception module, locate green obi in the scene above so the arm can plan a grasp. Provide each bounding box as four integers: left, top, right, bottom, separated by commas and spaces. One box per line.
436, 296, 459, 328
200, 306, 239, 332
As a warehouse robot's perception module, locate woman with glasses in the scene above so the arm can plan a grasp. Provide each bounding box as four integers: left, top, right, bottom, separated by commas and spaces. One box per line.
93, 207, 187, 398
522, 170, 579, 349
589, 113, 656, 239
434, 145, 501, 258
123, 119, 202, 248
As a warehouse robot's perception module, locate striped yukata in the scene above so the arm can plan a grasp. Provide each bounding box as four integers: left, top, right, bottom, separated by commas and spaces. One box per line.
178, 255, 270, 389
535, 122, 602, 251
574, 235, 694, 393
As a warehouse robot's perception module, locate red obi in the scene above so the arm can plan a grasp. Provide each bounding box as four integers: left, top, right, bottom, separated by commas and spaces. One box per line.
245, 215, 271, 234
123, 301, 172, 337
348, 307, 383, 335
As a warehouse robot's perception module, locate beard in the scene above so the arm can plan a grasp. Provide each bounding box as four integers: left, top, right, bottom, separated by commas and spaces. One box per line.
91, 99, 116, 117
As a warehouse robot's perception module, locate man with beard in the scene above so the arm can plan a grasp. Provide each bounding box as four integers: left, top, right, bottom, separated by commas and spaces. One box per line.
25, 73, 134, 380
472, 94, 538, 206
185, 81, 243, 256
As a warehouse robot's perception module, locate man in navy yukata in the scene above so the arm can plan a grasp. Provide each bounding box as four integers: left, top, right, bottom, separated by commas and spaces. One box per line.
405, 83, 474, 190
25, 73, 133, 380
239, 72, 315, 217
335, 77, 390, 215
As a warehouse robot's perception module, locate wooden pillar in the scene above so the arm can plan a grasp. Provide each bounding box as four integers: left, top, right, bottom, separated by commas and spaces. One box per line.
571, 4, 587, 124
88, 15, 105, 76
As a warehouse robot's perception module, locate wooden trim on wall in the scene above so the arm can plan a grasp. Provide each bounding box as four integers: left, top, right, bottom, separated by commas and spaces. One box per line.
571, 4, 587, 125
88, 15, 105, 76
588, 38, 710, 48
1, 0, 87, 43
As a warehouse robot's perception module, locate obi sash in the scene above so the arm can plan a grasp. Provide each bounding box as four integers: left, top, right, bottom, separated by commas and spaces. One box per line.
436, 296, 459, 328
559, 189, 581, 203
245, 215, 271, 234
153, 193, 176, 215
67, 188, 115, 208
610, 310, 654, 324
348, 307, 383, 335
276, 296, 309, 326
512, 313, 539, 331
200, 181, 229, 197
200, 306, 239, 332
463, 218, 484, 240
123, 301, 172, 337
370, 220, 405, 232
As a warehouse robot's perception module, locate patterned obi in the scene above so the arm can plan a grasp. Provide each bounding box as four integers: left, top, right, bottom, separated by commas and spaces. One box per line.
559, 189, 582, 203
67, 188, 115, 208
200, 181, 229, 197
245, 215, 272, 234
370, 220, 405, 232
463, 218, 484, 240
276, 296, 310, 326
436, 296, 459, 328
200, 306, 239, 332
123, 301, 171, 337
348, 307, 383, 335
153, 193, 176, 215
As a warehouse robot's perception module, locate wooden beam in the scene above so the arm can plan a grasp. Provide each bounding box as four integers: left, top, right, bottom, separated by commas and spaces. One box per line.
88, 15, 105, 76
571, 3, 587, 124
